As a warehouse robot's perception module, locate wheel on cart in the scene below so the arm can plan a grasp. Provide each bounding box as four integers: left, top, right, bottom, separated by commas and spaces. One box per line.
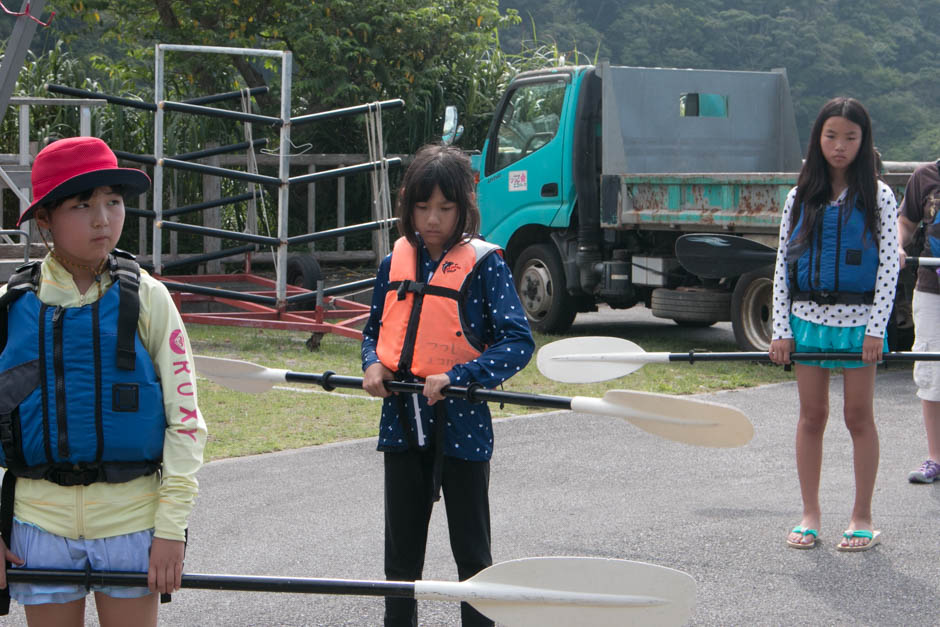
286, 254, 323, 312
731, 267, 774, 351
513, 243, 577, 333
287, 254, 322, 291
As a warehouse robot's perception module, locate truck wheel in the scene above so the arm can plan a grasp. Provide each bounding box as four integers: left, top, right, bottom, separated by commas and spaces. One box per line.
287, 254, 322, 290
731, 267, 774, 351
650, 287, 731, 324
513, 243, 576, 333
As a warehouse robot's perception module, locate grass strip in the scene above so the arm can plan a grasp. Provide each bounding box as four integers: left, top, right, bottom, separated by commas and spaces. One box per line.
189, 324, 797, 461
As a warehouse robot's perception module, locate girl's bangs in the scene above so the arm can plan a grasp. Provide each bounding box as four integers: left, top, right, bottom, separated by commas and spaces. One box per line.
414, 161, 461, 203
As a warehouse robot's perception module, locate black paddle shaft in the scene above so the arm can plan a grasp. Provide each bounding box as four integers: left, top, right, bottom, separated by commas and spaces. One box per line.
6, 568, 416, 597
285, 371, 573, 411
667, 351, 940, 364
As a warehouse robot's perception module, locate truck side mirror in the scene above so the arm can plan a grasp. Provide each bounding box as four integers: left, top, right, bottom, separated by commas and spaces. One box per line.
442, 105, 463, 145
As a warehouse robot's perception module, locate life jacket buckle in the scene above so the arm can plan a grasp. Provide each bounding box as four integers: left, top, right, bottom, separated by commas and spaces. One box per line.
396, 280, 424, 300
45, 464, 101, 487
0, 415, 13, 446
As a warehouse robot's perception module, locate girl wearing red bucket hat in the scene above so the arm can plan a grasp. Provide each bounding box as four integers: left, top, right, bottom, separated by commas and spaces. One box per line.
0, 136, 207, 626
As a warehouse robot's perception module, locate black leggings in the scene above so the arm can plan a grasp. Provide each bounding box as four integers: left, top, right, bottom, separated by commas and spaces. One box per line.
383, 449, 493, 627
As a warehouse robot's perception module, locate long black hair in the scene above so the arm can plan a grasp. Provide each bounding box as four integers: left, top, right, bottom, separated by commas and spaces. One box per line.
791, 97, 879, 245
396, 144, 480, 251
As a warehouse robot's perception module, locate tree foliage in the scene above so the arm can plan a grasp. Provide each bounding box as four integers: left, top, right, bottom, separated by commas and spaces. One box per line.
47, 0, 520, 152
499, 0, 940, 160
16, 0, 937, 160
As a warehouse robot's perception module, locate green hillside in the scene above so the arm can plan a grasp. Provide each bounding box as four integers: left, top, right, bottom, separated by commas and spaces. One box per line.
499, 0, 940, 160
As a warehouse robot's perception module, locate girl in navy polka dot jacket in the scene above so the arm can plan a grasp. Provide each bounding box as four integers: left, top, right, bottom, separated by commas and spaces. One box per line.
769, 98, 899, 552
361, 144, 534, 626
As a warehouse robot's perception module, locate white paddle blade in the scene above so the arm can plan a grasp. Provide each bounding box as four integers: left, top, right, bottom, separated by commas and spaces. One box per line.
194, 355, 287, 394
538, 336, 657, 382
416, 557, 694, 627
571, 390, 753, 448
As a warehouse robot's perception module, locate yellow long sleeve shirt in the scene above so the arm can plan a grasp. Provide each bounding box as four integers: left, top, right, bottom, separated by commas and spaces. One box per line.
1, 254, 207, 541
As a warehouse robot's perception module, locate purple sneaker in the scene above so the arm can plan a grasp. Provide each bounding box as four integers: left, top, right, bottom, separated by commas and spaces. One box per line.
909, 460, 940, 483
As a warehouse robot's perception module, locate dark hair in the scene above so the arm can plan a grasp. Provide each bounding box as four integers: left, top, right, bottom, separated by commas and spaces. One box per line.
791, 97, 879, 245
40, 184, 127, 213
396, 144, 480, 251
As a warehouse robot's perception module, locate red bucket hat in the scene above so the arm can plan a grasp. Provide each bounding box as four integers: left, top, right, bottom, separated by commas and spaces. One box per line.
17, 136, 151, 226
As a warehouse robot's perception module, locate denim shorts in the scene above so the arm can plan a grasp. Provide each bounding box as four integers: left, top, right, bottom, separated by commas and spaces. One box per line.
9, 518, 154, 605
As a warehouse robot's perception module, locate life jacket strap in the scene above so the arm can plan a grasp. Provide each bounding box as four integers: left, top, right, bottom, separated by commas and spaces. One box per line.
394, 391, 426, 451
791, 290, 875, 305
429, 402, 446, 503
389, 280, 460, 302
109, 250, 140, 371
0, 413, 22, 476
12, 459, 161, 486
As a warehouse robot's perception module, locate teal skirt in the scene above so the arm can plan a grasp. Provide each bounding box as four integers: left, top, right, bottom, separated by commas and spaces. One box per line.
789, 315, 887, 369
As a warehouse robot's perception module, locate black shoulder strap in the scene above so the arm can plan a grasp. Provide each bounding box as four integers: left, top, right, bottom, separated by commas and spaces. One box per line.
0, 261, 42, 355
108, 250, 141, 371
2, 261, 41, 299
0, 470, 15, 615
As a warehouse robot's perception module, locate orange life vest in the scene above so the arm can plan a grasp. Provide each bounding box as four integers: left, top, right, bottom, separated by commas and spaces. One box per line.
377, 236, 502, 378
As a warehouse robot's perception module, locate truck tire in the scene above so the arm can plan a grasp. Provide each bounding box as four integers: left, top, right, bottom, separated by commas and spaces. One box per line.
650, 287, 731, 325
287, 254, 322, 290
731, 267, 774, 351
513, 243, 577, 333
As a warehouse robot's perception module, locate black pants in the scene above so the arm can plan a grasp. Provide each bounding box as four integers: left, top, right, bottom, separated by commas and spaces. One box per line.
384, 449, 493, 627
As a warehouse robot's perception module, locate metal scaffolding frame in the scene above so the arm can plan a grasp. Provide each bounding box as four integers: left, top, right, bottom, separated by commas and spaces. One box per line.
147, 44, 401, 346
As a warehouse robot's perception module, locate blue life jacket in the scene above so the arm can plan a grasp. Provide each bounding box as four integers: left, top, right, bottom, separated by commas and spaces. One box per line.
0, 252, 165, 486
925, 161, 940, 258
786, 198, 879, 305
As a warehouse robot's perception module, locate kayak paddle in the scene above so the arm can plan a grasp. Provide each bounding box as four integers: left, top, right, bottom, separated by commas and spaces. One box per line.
538, 336, 940, 383
6, 556, 696, 627
194, 355, 754, 448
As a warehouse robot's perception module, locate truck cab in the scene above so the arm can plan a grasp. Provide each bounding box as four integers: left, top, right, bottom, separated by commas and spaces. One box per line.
475, 66, 598, 332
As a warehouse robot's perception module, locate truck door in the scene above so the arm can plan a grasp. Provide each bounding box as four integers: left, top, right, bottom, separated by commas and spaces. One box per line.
477, 77, 569, 245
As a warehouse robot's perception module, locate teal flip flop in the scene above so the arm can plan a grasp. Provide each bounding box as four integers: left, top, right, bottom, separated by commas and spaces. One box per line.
786, 525, 819, 549
837, 529, 881, 552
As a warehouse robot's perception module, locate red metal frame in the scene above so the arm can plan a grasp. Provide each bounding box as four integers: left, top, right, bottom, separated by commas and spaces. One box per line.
158, 272, 370, 341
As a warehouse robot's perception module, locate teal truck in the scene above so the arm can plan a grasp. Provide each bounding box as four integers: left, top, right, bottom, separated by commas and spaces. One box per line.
449, 62, 914, 351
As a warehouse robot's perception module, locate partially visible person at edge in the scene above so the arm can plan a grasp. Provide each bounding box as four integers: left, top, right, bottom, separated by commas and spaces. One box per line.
0, 136, 207, 626
898, 160, 940, 483
769, 97, 900, 552
361, 144, 534, 626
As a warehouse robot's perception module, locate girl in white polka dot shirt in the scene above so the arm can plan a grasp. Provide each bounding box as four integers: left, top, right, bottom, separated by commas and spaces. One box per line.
770, 97, 899, 552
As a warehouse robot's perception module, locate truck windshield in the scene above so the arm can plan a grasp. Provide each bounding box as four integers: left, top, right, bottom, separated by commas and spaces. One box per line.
492, 80, 566, 173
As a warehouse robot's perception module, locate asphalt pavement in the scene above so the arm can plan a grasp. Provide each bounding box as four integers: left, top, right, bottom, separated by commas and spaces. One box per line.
6, 309, 940, 626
